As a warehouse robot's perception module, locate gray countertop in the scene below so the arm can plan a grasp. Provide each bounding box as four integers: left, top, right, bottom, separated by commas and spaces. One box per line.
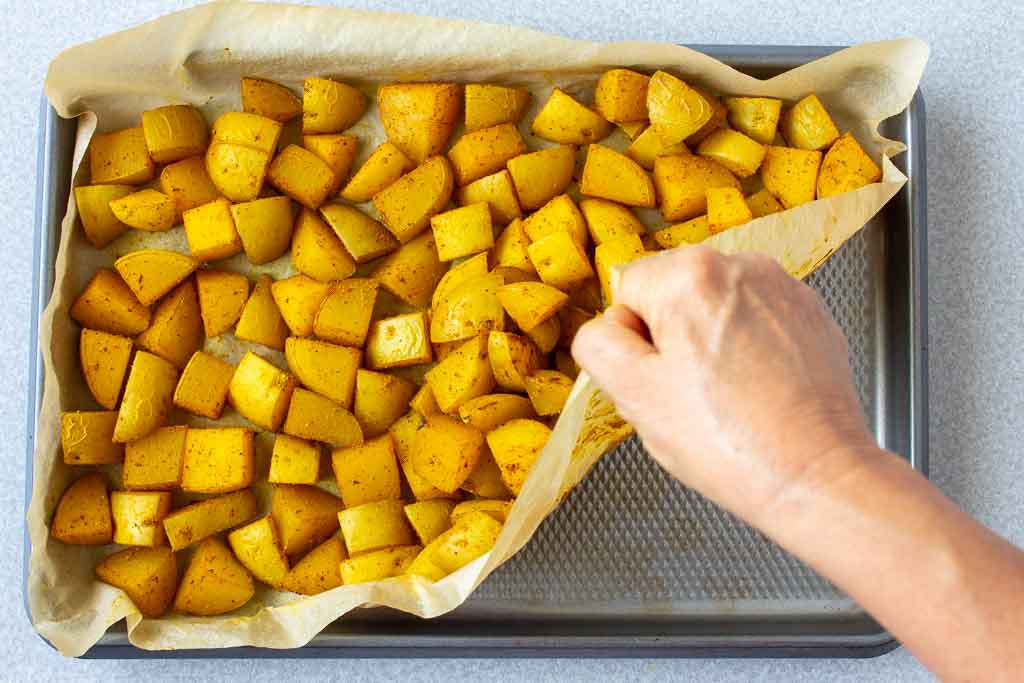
2, 0, 1020, 679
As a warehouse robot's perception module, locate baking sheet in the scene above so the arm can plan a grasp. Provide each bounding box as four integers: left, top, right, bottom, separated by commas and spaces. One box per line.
30, 1, 928, 656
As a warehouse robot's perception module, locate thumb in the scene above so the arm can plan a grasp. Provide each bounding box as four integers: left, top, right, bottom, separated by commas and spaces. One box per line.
571, 304, 657, 400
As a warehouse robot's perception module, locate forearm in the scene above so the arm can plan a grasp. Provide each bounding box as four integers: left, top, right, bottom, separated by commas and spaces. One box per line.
756, 446, 1024, 681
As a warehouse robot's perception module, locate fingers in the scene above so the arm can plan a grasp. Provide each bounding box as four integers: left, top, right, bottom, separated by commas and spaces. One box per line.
571, 304, 657, 399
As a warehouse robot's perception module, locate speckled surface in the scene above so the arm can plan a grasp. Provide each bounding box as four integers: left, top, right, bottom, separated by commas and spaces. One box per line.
3, 0, 1021, 679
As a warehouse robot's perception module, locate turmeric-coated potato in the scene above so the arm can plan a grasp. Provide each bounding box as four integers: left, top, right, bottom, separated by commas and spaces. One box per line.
227, 516, 290, 588
340, 142, 413, 203
183, 198, 244, 263
404, 499, 456, 546
409, 384, 442, 418
123, 426, 187, 491
618, 120, 647, 139
531, 88, 612, 145
242, 77, 302, 122
283, 388, 364, 447
95, 547, 177, 618
371, 231, 446, 309
75, 184, 133, 247
522, 193, 589, 250
135, 279, 202, 369
579, 144, 656, 208
652, 215, 712, 248
331, 434, 403, 507
448, 123, 527, 186
528, 231, 595, 292
706, 186, 754, 233
697, 129, 767, 179
624, 125, 689, 171
746, 188, 784, 218
457, 169, 522, 226
174, 537, 255, 616
268, 435, 321, 485
113, 351, 178, 443
430, 273, 506, 344
525, 314, 560, 354
780, 94, 840, 151
285, 337, 360, 408
114, 249, 198, 306
366, 312, 433, 370
761, 146, 823, 208
51, 472, 113, 545
271, 484, 343, 557
378, 82, 462, 163
234, 274, 289, 350
431, 252, 489, 310
373, 156, 455, 243
71, 269, 150, 337
205, 143, 270, 202
523, 370, 574, 416
724, 96, 783, 145
451, 499, 514, 524
229, 351, 297, 432
426, 510, 502, 573
111, 490, 172, 547
313, 277, 379, 347
464, 83, 531, 133
594, 233, 645, 304
320, 203, 399, 263
90, 126, 155, 185
211, 111, 283, 155
684, 86, 727, 146
340, 545, 421, 585
303, 77, 366, 134
181, 428, 255, 494
353, 369, 418, 438
487, 331, 541, 392
412, 414, 486, 493
458, 393, 536, 432
338, 499, 416, 555
496, 281, 568, 332
108, 188, 176, 232
79, 329, 132, 410
506, 144, 576, 211
646, 71, 714, 146
291, 209, 356, 282
230, 195, 295, 265
425, 334, 496, 414
162, 489, 258, 551
594, 68, 651, 123
431, 202, 494, 262
579, 198, 645, 245
303, 134, 359, 191
281, 535, 346, 595
389, 411, 450, 501
271, 275, 333, 337
173, 351, 235, 419
653, 154, 740, 222
159, 157, 222, 218
460, 449, 512, 499
816, 132, 882, 199
141, 104, 208, 164
486, 418, 552, 495
267, 144, 336, 210
492, 218, 535, 273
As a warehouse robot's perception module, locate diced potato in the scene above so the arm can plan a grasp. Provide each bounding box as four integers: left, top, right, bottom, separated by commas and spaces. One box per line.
761, 146, 823, 208
205, 142, 270, 202
340, 142, 413, 202
432, 253, 490, 310
291, 209, 356, 282
162, 489, 258, 551
366, 312, 433, 370
525, 314, 560, 354
653, 154, 740, 221
646, 71, 714, 146
230, 195, 295, 265
412, 414, 485, 493
457, 169, 522, 226
113, 352, 178, 443
652, 215, 711, 248
780, 94, 840, 151
430, 273, 505, 344
374, 156, 455, 243
123, 426, 187, 491
141, 104, 208, 163
404, 499, 456, 545
371, 231, 446, 309
580, 144, 656, 208
684, 86, 728, 146
464, 83, 531, 132
389, 411, 450, 501
524, 370, 574, 416
181, 428, 255, 494
522, 193, 588, 250
173, 351, 234, 419
271, 275, 333, 337
313, 277, 379, 347
707, 186, 754, 233
579, 198, 645, 245
406, 548, 448, 581
235, 274, 289, 350
111, 491, 172, 547
332, 434, 402, 507
183, 198, 243, 262
174, 537, 255, 615
558, 306, 594, 349
285, 337, 360, 408
159, 157, 221, 218
281, 535, 346, 595
532, 88, 611, 144
303, 133, 359, 190
71, 269, 150, 337
461, 449, 512, 499
211, 111, 282, 154
555, 349, 580, 378
448, 123, 526, 186
60, 410, 122, 468
283, 388, 364, 447
320, 203, 399, 263
458, 393, 536, 432
338, 499, 416, 555
95, 547, 177, 618
817, 132, 882, 199
425, 334, 496, 414
624, 125, 689, 171
303, 77, 366, 134
595, 233, 645, 304
78, 329, 132, 410
568, 277, 603, 312
135, 279, 202, 370
427, 510, 502, 573
528, 231, 595, 292
113, 249, 197, 306
195, 269, 249, 337
270, 484, 343, 557
353, 369, 418, 438
269, 435, 321, 485
433, 340, 462, 362
618, 121, 647, 139
431, 202, 494, 262
228, 352, 297, 431
506, 145, 576, 211
51, 472, 112, 545
486, 418, 552, 495
75, 184, 133, 247
107, 188, 176, 233
450, 499, 513, 524
242, 77, 302, 122
267, 144, 336, 209
595, 68, 650, 123
697, 129, 767, 179
340, 545, 421, 585
492, 218, 535, 273
490, 266, 538, 284
377, 82, 461, 163
409, 384, 441, 418
90, 126, 155, 185
496, 281, 568, 332
487, 331, 541, 392
746, 188, 785, 217
724, 96, 782, 145
227, 516, 290, 587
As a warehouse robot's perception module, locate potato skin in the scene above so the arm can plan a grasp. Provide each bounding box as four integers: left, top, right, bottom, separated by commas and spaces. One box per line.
531, 88, 612, 145
113, 351, 179, 443
75, 184, 133, 247
141, 104, 209, 164
464, 84, 531, 133
242, 77, 301, 122
340, 142, 413, 203
303, 77, 366, 134
506, 145, 576, 211
377, 83, 462, 163
594, 69, 650, 123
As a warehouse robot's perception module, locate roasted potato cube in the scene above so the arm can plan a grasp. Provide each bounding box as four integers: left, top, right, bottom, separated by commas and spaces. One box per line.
235, 274, 289, 350
303, 77, 366, 134
487, 331, 541, 392
595, 233, 645, 303
464, 83, 531, 133
61, 410, 123, 466
378, 82, 462, 163
135, 279, 202, 370
174, 537, 255, 615
568, 277, 602, 312
172, 351, 234, 419
107, 188, 176, 233
706, 186, 754, 233
451, 499, 513, 524
746, 188, 784, 217
162, 489, 258, 551
448, 123, 527, 186
522, 196, 587, 254
227, 516, 290, 587
425, 334, 496, 414
461, 449, 512, 499
389, 411, 450, 500
123, 426, 187, 491
281, 535, 346, 595
141, 104, 208, 163
320, 203, 399, 263
579, 198, 645, 246
242, 77, 302, 122
697, 129, 767, 179
528, 231, 595, 292
112, 249, 197, 309
228, 351, 297, 431
506, 145, 576, 211
90, 126, 156, 185
212, 111, 282, 154
817, 132, 882, 199
374, 156, 455, 243
111, 491, 172, 547
404, 499, 456, 545
761, 145, 823, 208
624, 125, 689, 171
486, 418, 552, 495
181, 428, 255, 494
353, 369, 418, 438
182, 198, 243, 262
433, 252, 490, 309
271, 275, 333, 337
431, 202, 494, 262
71, 269, 150, 336
524, 370, 574, 416
303, 133, 359, 190
654, 154, 740, 222
646, 71, 714, 146
684, 86, 728, 146
653, 215, 712, 248
159, 157, 221, 218
230, 195, 295, 265
580, 144, 656, 208
558, 305, 594, 349
406, 547, 449, 581
270, 484, 343, 557
433, 340, 462, 362
332, 434, 402, 507
285, 337, 360, 408
367, 312, 432, 370
267, 144, 336, 210
409, 384, 442, 418
496, 281, 568, 332
95, 546, 177, 618
291, 209, 357, 282
195, 269, 248, 337
338, 499, 416, 555
458, 393, 536, 432
525, 314, 560, 354
340, 545, 421, 584
491, 218, 534, 274
430, 273, 506, 344
74, 184, 133, 247
781, 94, 840, 151
205, 142, 270, 202
284, 388, 364, 447
313, 277, 379, 347
724, 96, 782, 145
427, 510, 502, 573
79, 329, 132, 410
595, 68, 650, 123
113, 352, 178, 443
340, 142, 413, 203
51, 473, 112, 545
371, 231, 446, 309
457, 169, 522, 226
412, 414, 485, 493
269, 435, 321, 485
532, 88, 612, 144
618, 121, 647, 139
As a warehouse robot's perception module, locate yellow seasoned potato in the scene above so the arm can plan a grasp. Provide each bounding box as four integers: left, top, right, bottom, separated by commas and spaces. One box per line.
646, 71, 714, 146
75, 184, 133, 247
320, 203, 399, 263
373, 156, 455, 243
95, 547, 177, 618
159, 157, 222, 218
113, 249, 197, 308
61, 410, 123, 467
371, 231, 446, 309
451, 499, 513, 524
338, 499, 416, 555
173, 351, 235, 419
205, 142, 271, 202
697, 129, 767, 179
235, 274, 289, 350
761, 145, 823, 208
817, 132, 882, 199
51, 472, 113, 545
281, 535, 346, 595
409, 384, 442, 418
79, 329, 132, 410
525, 314, 560, 354
141, 104, 208, 163
487, 331, 541, 392
123, 426, 187, 491
340, 142, 413, 203
461, 449, 512, 499
283, 387, 364, 447
313, 277, 379, 347
366, 312, 433, 370
174, 537, 255, 616
162, 489, 258, 551
303, 77, 366, 134
113, 352, 178, 443
111, 491, 172, 547
228, 516, 290, 587
781, 94, 840, 151
486, 418, 552, 495
595, 68, 650, 123
528, 231, 596, 292
492, 218, 534, 273
271, 274, 333, 337
746, 188, 784, 217
135, 279, 202, 370
427, 510, 502, 573
228, 351, 297, 432
107, 189, 176, 232
523, 370, 574, 416
618, 120, 647, 139
652, 215, 712, 248
285, 337, 360, 408
706, 186, 754, 233
464, 83, 531, 133
724, 96, 783, 145
431, 202, 495, 262
579, 144, 656, 208
389, 411, 450, 501
90, 126, 155, 185
424, 334, 496, 414
242, 77, 302, 122
457, 169, 522, 226
406, 548, 448, 582
291, 209, 357, 282
448, 123, 527, 186
522, 193, 588, 249
230, 195, 295, 265
271, 484, 343, 557
595, 233, 645, 304
430, 273, 505, 344
378, 82, 462, 163
579, 198, 645, 245
531, 88, 612, 144
412, 414, 486, 493
685, 86, 728, 146
183, 198, 243, 263
653, 154, 740, 221
331, 434, 403, 507
568, 277, 602, 312
506, 144, 576, 211
458, 393, 536, 432
404, 499, 456, 545
353, 369, 418, 438
212, 111, 283, 155
181, 428, 255, 494
490, 265, 538, 284
71, 269, 150, 337
302, 133, 358, 190
268, 435, 321, 485
624, 125, 689, 171
195, 269, 249, 337
432, 252, 490, 310
496, 281, 569, 332
267, 144, 336, 210
558, 306, 594, 349
341, 545, 421, 585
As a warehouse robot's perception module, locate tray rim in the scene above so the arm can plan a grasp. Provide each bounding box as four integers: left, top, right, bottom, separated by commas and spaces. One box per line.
23, 43, 928, 659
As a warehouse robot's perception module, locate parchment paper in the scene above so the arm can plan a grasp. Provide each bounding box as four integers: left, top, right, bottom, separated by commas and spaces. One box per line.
30, 1, 928, 656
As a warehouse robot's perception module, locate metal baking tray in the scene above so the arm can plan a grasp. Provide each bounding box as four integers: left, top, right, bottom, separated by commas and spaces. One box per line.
25, 44, 928, 658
